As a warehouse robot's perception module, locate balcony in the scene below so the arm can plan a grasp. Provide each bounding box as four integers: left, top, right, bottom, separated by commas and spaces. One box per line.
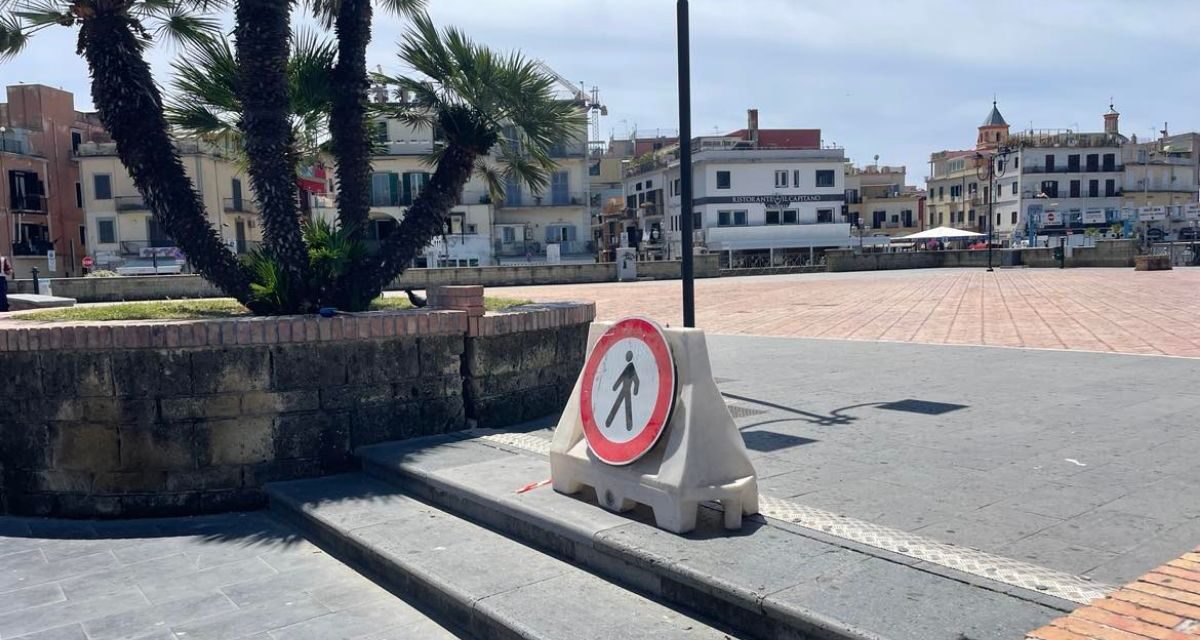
11, 239, 54, 256
1021, 164, 1124, 174
11, 195, 47, 214
223, 197, 257, 213
500, 191, 587, 209
115, 195, 148, 211
0, 138, 29, 155
548, 142, 587, 158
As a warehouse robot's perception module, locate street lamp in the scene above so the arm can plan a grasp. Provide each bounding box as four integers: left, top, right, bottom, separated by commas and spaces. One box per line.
975, 146, 1012, 272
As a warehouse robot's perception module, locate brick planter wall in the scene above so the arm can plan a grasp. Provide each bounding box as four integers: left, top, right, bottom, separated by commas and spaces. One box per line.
0, 295, 593, 518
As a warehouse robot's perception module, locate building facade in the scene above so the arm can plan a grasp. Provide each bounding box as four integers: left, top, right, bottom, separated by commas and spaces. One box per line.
339, 98, 593, 267
844, 164, 925, 238
77, 140, 263, 272
927, 102, 1129, 244
0, 85, 109, 276
623, 111, 861, 267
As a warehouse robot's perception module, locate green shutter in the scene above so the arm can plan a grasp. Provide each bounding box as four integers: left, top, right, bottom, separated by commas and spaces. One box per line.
389, 173, 401, 206
401, 172, 414, 206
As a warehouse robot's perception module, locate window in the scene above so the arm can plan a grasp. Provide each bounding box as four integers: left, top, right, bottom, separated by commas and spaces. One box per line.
765, 210, 781, 225
646, 180, 653, 189
717, 210, 746, 226
983, 186, 989, 203
996, 212, 1002, 226
793, 170, 800, 187
1044, 155, 1055, 172
816, 209, 832, 223
371, 172, 396, 206
231, 178, 244, 210
1086, 154, 1099, 172
1067, 154, 1080, 172
938, 186, 944, 200
373, 121, 388, 143
79, 225, 86, 247
589, 161, 601, 176
1105, 179, 1116, 197
716, 171, 731, 189
75, 182, 83, 208
693, 212, 702, 229
815, 170, 835, 187
71, 131, 82, 152
969, 209, 976, 222
1088, 180, 1099, 198
1102, 153, 1116, 171
502, 227, 516, 243
774, 170, 788, 188
900, 209, 913, 227
93, 174, 112, 200
872, 211, 886, 229
1041, 180, 1058, 198
635, 182, 643, 191
97, 218, 116, 244
1069, 180, 1080, 198
673, 178, 680, 196
1011, 181, 1018, 195
1013, 156, 1019, 169
1011, 211, 1018, 225
785, 210, 800, 224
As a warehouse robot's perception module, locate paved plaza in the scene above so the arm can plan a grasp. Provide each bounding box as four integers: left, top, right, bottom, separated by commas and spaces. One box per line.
499, 267, 1200, 357
706, 334, 1200, 586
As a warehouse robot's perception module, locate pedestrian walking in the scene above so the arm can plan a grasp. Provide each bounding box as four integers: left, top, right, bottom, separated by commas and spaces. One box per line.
0, 255, 12, 313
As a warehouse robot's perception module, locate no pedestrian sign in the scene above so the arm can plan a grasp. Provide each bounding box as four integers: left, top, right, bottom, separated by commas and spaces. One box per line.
580, 317, 676, 466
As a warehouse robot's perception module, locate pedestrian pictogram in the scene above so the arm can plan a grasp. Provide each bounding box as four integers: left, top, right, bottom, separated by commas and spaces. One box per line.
579, 317, 675, 465
605, 351, 640, 431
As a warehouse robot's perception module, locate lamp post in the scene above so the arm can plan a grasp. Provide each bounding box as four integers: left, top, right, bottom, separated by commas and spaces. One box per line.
677, 0, 695, 327
975, 146, 1012, 272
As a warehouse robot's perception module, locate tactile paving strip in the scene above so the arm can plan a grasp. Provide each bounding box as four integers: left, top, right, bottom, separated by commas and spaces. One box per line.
478, 431, 1115, 605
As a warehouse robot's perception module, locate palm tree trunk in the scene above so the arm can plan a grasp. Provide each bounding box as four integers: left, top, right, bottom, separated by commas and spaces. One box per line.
234, 0, 310, 312
357, 144, 476, 300
77, 13, 254, 306
329, 0, 373, 242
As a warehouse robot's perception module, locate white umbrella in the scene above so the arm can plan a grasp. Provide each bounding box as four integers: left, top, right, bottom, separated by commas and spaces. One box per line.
896, 226, 986, 240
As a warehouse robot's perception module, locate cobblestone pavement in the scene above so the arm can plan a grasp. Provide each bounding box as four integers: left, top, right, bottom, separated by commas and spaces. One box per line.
0, 512, 462, 640
496, 267, 1200, 357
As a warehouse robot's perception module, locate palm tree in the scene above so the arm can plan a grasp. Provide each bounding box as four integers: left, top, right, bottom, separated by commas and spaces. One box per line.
166, 31, 335, 218
0, 0, 258, 306
352, 14, 585, 302
307, 0, 424, 248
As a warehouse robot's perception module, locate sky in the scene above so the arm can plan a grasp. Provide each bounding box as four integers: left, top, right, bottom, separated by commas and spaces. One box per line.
5, 0, 1200, 186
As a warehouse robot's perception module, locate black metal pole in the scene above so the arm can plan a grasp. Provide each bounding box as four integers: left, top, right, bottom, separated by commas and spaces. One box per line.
677, 0, 695, 328
987, 162, 994, 271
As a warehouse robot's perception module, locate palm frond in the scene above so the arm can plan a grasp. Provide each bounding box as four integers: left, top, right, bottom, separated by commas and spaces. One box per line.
376, 0, 424, 17
473, 159, 505, 204
0, 14, 31, 59
147, 8, 220, 47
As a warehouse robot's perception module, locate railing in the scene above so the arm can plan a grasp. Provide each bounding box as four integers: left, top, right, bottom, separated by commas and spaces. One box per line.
11, 195, 47, 214
501, 191, 587, 208
1022, 164, 1124, 174
119, 239, 176, 256
0, 138, 27, 154
223, 197, 257, 213
11, 240, 53, 256
548, 142, 587, 157
115, 195, 148, 211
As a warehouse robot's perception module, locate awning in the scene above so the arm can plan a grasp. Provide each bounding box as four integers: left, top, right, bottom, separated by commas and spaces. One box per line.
896, 226, 986, 240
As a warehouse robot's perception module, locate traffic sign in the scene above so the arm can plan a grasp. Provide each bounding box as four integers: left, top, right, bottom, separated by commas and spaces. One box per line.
82, 256, 94, 269
579, 317, 676, 466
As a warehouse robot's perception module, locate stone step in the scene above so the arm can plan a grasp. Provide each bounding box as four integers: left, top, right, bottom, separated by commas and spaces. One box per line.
356, 431, 1068, 640
266, 472, 737, 640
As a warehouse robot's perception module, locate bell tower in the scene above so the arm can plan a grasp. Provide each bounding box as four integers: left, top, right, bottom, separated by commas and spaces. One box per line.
977, 100, 1010, 150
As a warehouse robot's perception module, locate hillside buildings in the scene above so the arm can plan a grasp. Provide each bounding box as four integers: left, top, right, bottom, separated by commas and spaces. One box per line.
620, 110, 887, 267
0, 84, 108, 276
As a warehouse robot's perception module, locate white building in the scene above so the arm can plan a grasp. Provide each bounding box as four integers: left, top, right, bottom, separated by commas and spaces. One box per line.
77, 140, 262, 273
323, 95, 594, 267
928, 102, 1128, 244
622, 111, 869, 267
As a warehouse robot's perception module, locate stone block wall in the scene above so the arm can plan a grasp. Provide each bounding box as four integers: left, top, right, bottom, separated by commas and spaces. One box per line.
0, 300, 593, 518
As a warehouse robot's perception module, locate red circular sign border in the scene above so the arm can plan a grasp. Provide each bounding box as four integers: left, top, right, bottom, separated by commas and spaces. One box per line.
579, 317, 676, 466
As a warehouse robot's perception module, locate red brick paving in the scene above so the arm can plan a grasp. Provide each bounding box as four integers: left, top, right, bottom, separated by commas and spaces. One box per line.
498, 268, 1200, 358
1027, 548, 1200, 639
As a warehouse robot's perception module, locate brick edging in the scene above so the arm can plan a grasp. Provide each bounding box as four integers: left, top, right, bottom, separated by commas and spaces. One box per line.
1027, 546, 1200, 639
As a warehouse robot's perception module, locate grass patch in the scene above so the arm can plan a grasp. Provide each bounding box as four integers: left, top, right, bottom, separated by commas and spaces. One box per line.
19, 295, 533, 322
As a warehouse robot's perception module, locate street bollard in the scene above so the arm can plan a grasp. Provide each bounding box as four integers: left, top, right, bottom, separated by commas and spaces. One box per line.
31, 267, 40, 295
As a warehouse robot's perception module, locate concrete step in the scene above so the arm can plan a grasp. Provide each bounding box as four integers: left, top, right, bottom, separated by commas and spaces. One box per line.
356, 432, 1068, 640
266, 472, 738, 640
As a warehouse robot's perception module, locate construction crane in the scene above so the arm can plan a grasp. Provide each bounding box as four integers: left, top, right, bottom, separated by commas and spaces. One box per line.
537, 61, 607, 143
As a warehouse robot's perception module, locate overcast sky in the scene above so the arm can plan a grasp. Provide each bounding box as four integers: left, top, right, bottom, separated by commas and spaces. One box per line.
6, 0, 1200, 186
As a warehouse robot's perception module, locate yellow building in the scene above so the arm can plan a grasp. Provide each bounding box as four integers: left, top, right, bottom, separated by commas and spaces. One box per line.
77, 140, 261, 272
844, 163, 925, 238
